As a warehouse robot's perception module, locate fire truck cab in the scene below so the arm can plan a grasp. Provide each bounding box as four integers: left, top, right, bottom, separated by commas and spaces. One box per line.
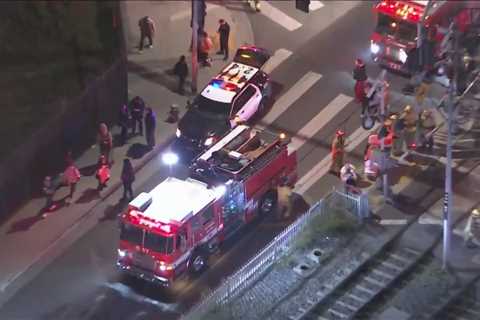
370, 0, 475, 73
117, 125, 297, 286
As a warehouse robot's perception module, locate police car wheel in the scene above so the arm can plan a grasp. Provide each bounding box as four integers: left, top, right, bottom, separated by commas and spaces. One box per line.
190, 251, 207, 274
259, 190, 277, 215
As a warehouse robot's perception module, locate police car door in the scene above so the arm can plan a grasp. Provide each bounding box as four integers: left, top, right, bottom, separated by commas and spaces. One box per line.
230, 84, 261, 127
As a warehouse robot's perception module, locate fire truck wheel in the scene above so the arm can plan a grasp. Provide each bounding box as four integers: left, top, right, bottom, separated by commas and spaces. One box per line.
259, 190, 277, 216
189, 251, 207, 274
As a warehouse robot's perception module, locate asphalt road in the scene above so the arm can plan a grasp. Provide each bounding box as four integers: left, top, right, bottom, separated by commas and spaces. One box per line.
1, 1, 469, 320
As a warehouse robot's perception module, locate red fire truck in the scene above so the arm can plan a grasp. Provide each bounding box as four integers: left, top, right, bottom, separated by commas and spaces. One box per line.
370, 0, 476, 73
117, 125, 297, 286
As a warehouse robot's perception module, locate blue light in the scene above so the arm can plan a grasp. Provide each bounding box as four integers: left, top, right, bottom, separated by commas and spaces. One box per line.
211, 80, 222, 88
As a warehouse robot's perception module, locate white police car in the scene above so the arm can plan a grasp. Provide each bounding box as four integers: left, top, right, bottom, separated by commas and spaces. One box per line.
176, 45, 271, 152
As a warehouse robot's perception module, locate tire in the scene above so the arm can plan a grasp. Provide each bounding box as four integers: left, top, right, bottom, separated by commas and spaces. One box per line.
189, 251, 207, 274
259, 190, 277, 216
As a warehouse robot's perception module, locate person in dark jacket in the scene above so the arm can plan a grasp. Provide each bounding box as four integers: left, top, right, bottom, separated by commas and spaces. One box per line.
353, 58, 368, 106
174, 55, 189, 95
217, 19, 230, 60
144, 107, 156, 149
129, 96, 145, 136
121, 158, 135, 200
138, 16, 155, 52
118, 104, 130, 145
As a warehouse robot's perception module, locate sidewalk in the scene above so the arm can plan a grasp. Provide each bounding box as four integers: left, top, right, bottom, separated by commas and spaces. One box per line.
0, 0, 254, 308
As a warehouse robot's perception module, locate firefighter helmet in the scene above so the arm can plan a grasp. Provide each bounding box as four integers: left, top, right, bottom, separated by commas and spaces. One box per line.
336, 129, 345, 137
389, 113, 398, 120
355, 58, 364, 66
472, 208, 480, 217
404, 105, 412, 113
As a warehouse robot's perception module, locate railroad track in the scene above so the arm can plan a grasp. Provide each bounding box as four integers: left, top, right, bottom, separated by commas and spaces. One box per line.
300, 244, 424, 320
427, 279, 480, 320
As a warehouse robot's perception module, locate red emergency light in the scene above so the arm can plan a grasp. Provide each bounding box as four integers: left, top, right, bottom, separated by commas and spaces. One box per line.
377, 0, 422, 23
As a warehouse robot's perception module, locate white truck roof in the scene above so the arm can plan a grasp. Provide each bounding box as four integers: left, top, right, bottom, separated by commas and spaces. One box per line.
129, 177, 216, 224
200, 61, 260, 104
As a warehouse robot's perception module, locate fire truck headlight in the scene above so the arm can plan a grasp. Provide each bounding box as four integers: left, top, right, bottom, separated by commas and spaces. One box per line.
204, 137, 214, 147
158, 262, 174, 271
399, 49, 408, 63
370, 42, 380, 55
176, 128, 181, 138
117, 249, 127, 258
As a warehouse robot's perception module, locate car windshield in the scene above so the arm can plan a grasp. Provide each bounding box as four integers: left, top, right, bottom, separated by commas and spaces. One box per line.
144, 231, 174, 255
376, 13, 417, 42
120, 222, 174, 254
120, 222, 143, 245
195, 95, 230, 118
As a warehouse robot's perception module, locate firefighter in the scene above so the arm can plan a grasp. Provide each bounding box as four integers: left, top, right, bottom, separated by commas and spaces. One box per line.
330, 130, 345, 175
277, 177, 293, 219
464, 208, 480, 247
340, 163, 358, 193
390, 113, 404, 157
417, 109, 436, 149
400, 105, 417, 150
353, 59, 367, 98
415, 71, 433, 110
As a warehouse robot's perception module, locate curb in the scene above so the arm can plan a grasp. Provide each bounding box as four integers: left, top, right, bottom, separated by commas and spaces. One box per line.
0, 134, 175, 308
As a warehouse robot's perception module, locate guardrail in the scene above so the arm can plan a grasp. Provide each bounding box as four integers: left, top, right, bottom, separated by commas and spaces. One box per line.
181, 190, 368, 320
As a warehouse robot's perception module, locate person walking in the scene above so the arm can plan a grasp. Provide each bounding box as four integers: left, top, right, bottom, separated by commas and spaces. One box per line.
173, 55, 189, 95
330, 130, 345, 175
415, 70, 434, 111
63, 159, 81, 205
464, 208, 480, 247
97, 123, 113, 165
417, 109, 436, 149
96, 155, 110, 191
353, 59, 368, 109
138, 16, 155, 52
129, 96, 145, 136
118, 104, 130, 146
340, 163, 358, 193
217, 19, 230, 61
277, 177, 293, 220
400, 105, 417, 150
390, 113, 404, 157
42, 176, 55, 216
121, 158, 135, 201
199, 31, 213, 67
144, 107, 156, 149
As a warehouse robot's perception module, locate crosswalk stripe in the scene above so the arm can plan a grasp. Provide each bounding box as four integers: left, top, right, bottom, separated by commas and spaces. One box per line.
262, 48, 292, 74
309, 0, 325, 11
290, 94, 353, 152
379, 219, 408, 225
260, 1, 303, 31
260, 71, 322, 127
295, 124, 380, 195
170, 3, 219, 21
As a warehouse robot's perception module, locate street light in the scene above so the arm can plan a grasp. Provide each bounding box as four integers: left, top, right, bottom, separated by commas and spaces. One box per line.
162, 151, 179, 175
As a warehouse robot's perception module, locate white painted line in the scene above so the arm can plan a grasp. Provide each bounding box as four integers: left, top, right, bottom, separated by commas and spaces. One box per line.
379, 219, 408, 225
309, 0, 325, 11
295, 124, 380, 195
170, 3, 220, 21
260, 72, 322, 127
262, 48, 292, 74
260, 1, 303, 31
290, 94, 353, 152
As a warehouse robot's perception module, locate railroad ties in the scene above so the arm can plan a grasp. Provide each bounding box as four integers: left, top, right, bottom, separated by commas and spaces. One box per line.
301, 246, 423, 320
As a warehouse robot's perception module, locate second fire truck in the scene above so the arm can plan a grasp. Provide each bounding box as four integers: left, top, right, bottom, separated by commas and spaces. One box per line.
370, 0, 477, 73
117, 125, 297, 286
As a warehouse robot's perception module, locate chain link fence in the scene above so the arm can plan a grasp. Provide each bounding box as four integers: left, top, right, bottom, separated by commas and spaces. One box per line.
181, 190, 368, 320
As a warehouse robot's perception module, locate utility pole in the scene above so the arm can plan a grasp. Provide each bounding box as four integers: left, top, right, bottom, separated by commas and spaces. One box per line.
443, 22, 459, 271
191, 0, 199, 94
379, 71, 390, 202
